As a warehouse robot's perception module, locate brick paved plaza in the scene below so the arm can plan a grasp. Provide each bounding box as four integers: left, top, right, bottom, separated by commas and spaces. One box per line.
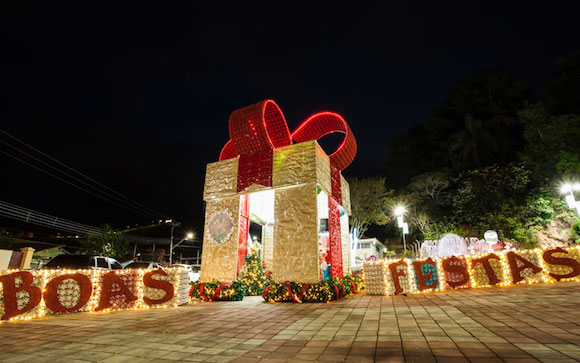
1, 282, 580, 362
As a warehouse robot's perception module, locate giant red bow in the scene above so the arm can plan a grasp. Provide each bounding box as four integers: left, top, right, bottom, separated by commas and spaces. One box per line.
219, 99, 356, 170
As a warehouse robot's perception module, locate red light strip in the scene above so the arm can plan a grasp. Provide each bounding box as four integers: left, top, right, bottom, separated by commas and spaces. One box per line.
219, 140, 237, 161
292, 112, 356, 171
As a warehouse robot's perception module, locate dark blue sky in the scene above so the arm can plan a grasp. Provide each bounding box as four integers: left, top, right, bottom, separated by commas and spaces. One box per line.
0, 1, 578, 233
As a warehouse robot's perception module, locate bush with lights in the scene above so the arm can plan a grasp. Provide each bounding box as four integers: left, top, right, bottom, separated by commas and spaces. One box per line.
327, 277, 349, 299
190, 280, 247, 301
346, 275, 364, 292
262, 275, 363, 303
238, 253, 267, 295
262, 281, 332, 303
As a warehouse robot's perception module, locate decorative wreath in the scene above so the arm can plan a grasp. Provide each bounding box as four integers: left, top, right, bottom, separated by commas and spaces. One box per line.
207, 210, 235, 244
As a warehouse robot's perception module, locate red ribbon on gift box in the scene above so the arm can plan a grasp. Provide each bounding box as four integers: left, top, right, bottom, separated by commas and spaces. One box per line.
219, 99, 356, 170
221, 99, 356, 279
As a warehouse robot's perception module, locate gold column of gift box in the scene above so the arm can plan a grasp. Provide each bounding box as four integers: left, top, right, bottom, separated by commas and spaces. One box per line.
340, 175, 351, 274
272, 141, 321, 283
203, 157, 238, 200
200, 157, 240, 283
272, 183, 320, 282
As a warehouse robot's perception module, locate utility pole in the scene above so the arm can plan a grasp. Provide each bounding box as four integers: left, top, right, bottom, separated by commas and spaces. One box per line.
166, 220, 181, 266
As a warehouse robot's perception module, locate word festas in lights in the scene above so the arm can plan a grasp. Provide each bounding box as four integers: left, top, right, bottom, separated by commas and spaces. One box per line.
363, 247, 580, 295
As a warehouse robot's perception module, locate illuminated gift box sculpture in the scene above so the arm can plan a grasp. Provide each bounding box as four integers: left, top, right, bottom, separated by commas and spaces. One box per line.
201, 100, 356, 283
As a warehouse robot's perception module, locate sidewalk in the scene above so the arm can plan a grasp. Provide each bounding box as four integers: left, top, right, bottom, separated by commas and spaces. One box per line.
1, 282, 579, 362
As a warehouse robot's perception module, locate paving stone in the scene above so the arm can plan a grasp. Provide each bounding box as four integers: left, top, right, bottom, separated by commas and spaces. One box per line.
0, 282, 579, 362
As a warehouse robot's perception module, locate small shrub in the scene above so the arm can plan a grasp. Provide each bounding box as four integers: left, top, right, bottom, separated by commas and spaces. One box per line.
518, 225, 541, 249
190, 280, 247, 301
571, 220, 580, 244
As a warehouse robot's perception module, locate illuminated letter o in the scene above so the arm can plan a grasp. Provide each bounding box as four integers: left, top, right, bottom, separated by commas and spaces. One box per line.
43, 274, 93, 313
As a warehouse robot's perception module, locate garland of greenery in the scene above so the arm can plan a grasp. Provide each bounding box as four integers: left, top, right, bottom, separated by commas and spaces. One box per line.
262, 275, 364, 303
346, 275, 364, 292
190, 275, 364, 303
190, 280, 247, 301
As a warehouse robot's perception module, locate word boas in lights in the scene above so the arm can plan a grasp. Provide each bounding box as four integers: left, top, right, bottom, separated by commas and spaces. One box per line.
363, 247, 580, 295
0, 268, 190, 321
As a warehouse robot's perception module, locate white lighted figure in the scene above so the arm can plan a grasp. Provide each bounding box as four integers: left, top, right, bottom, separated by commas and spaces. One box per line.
484, 230, 498, 252
437, 233, 468, 257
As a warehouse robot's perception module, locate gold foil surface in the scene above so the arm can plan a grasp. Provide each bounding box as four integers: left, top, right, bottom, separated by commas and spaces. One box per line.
203, 157, 238, 201
200, 196, 240, 282
315, 142, 332, 196
273, 141, 317, 188
340, 175, 351, 215
272, 183, 320, 283
263, 224, 274, 271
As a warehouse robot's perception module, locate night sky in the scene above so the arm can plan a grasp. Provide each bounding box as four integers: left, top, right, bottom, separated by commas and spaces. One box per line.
1, 2, 578, 235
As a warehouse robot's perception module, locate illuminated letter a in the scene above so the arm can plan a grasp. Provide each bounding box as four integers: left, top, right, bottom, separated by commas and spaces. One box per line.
506, 252, 542, 284
96, 272, 138, 311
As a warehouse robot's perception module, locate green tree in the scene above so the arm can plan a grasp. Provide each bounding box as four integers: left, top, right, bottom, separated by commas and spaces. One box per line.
80, 224, 128, 259
571, 220, 580, 244
449, 115, 494, 168
427, 68, 531, 169
239, 252, 266, 295
519, 103, 580, 179
347, 177, 392, 239
408, 171, 450, 203
380, 58, 578, 249
543, 50, 580, 115
451, 163, 532, 238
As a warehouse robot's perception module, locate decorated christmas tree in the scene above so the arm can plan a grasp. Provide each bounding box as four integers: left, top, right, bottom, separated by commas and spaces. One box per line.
239, 251, 267, 295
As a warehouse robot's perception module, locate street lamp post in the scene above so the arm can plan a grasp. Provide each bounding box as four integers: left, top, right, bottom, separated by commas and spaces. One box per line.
171, 232, 194, 265
395, 206, 409, 253
165, 220, 181, 266
169, 232, 193, 261
561, 183, 580, 215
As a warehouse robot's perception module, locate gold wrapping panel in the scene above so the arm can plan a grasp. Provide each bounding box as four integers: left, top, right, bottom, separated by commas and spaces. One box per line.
203, 157, 238, 201
315, 142, 332, 196
340, 175, 351, 215
263, 224, 274, 271
200, 196, 240, 282
273, 141, 317, 188
272, 183, 320, 283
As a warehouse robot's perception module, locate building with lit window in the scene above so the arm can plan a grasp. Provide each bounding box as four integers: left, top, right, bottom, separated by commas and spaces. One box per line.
352, 238, 387, 271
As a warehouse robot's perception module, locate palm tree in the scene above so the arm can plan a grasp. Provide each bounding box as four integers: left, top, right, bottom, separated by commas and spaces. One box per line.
449, 115, 494, 168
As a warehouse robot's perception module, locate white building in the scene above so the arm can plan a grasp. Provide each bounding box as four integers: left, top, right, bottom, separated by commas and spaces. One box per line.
352, 238, 387, 271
